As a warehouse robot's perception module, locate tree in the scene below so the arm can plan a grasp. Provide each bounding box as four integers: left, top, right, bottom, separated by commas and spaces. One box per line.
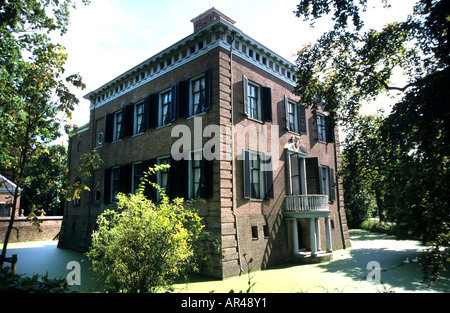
20, 144, 68, 216
293, 0, 449, 283
341, 113, 385, 226
86, 165, 210, 293
0, 0, 90, 266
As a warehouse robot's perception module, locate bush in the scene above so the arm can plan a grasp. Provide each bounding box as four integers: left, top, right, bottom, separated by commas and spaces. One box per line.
86, 165, 209, 293
0, 266, 70, 293
361, 220, 396, 235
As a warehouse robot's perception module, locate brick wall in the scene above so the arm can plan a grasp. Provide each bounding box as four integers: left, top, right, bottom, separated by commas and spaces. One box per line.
0, 216, 62, 243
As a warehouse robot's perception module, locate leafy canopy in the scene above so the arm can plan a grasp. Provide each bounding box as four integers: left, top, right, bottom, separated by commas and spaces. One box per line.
294, 0, 449, 284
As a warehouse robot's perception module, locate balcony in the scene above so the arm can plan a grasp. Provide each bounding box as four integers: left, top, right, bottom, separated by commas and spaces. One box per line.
284, 195, 330, 218
283, 195, 333, 261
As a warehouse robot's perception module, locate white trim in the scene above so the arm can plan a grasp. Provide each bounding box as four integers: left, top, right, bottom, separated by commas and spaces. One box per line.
156, 156, 170, 201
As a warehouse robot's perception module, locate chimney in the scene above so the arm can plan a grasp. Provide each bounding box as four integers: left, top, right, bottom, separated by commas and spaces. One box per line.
190, 7, 236, 32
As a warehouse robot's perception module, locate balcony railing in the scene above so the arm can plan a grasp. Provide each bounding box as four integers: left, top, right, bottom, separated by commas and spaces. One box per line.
284, 195, 329, 213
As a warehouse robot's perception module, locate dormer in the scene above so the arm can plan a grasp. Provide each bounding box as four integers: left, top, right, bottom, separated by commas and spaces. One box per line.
190, 7, 236, 32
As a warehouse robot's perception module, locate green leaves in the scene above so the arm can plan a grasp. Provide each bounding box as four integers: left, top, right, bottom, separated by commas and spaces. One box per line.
86, 166, 210, 293
296, 0, 449, 283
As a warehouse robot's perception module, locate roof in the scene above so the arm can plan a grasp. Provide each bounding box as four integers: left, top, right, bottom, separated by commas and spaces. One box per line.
0, 174, 21, 194
190, 7, 236, 28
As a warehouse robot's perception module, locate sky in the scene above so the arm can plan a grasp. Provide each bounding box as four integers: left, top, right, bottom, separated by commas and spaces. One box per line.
57, 0, 418, 135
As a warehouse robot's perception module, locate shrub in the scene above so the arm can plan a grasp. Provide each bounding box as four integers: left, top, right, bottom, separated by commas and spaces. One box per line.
86, 165, 209, 293
0, 266, 69, 293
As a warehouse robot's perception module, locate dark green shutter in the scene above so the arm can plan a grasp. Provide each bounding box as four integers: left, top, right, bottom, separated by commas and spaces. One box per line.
124, 103, 134, 137
142, 96, 150, 132
299, 104, 307, 135
200, 159, 213, 199
104, 168, 112, 204
203, 68, 212, 112
168, 157, 188, 199
261, 87, 272, 122
104, 113, 114, 143
329, 167, 336, 202
142, 159, 157, 202
306, 157, 320, 194
170, 83, 177, 122
178, 80, 190, 118
243, 150, 251, 199
148, 94, 159, 129
120, 164, 132, 194
325, 118, 335, 143
263, 154, 274, 199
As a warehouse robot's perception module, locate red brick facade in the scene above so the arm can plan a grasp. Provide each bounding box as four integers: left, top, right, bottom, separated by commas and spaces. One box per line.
59, 8, 351, 279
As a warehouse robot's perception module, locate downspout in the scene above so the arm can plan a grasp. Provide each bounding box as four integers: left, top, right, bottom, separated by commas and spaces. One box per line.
334, 142, 346, 249
229, 30, 244, 274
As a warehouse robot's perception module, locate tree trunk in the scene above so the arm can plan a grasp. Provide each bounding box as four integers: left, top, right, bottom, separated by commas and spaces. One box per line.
375, 188, 385, 222
0, 185, 20, 267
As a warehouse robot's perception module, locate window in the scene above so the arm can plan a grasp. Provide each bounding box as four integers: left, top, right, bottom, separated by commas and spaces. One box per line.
242, 75, 272, 122
178, 69, 211, 119
287, 152, 307, 196
159, 90, 172, 126
189, 151, 204, 199
111, 167, 120, 203
248, 82, 261, 120
157, 157, 170, 200
251, 226, 259, 240
113, 111, 123, 142
97, 132, 104, 145
317, 113, 327, 142
320, 166, 329, 197
191, 75, 206, 116
242, 150, 274, 200
319, 165, 336, 202
192, 158, 202, 199
250, 153, 262, 198
288, 101, 298, 132
134, 102, 144, 135
285, 97, 307, 134
263, 225, 270, 238
132, 162, 143, 194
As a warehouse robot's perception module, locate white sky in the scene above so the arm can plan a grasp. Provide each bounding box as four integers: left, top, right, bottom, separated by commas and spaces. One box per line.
57, 0, 417, 133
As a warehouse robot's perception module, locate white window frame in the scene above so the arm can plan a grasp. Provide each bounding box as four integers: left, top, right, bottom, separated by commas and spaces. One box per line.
111, 167, 120, 203
113, 110, 123, 142
317, 113, 327, 142
319, 165, 330, 197
131, 162, 143, 195
134, 101, 145, 135
288, 99, 299, 134
159, 89, 172, 127
247, 81, 262, 121
249, 151, 265, 199
188, 150, 203, 200
190, 74, 206, 117
157, 156, 170, 201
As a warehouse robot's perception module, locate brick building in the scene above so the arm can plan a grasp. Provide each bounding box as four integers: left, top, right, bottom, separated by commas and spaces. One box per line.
0, 174, 21, 218
59, 8, 351, 278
